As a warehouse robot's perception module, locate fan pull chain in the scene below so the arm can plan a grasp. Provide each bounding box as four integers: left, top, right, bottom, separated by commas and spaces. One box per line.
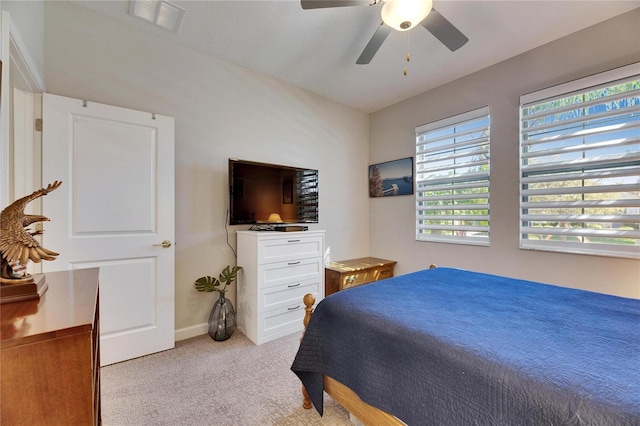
404, 32, 411, 76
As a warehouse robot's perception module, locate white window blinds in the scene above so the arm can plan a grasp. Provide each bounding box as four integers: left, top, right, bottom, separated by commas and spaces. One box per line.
415, 107, 490, 245
520, 64, 640, 258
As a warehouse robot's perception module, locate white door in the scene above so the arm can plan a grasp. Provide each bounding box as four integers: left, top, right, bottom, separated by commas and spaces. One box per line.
41, 93, 175, 366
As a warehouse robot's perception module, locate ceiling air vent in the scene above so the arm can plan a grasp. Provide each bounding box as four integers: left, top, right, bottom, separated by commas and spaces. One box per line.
129, 0, 186, 33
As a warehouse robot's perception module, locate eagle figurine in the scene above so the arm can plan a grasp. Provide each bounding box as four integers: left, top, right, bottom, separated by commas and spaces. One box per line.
0, 181, 62, 282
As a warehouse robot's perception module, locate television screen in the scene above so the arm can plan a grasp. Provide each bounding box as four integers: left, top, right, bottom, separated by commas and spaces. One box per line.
228, 159, 319, 225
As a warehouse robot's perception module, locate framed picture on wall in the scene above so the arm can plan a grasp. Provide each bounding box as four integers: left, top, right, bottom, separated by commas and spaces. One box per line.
369, 157, 414, 197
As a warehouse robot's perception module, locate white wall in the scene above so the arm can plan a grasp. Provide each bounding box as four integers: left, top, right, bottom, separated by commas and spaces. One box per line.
0, 2, 45, 208
369, 9, 640, 299
43, 2, 370, 335
1, 0, 43, 79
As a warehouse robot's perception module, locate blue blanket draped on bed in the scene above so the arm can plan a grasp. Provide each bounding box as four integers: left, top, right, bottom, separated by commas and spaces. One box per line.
291, 267, 640, 425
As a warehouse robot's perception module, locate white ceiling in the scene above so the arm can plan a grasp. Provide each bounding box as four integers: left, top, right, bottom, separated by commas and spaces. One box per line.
74, 0, 639, 113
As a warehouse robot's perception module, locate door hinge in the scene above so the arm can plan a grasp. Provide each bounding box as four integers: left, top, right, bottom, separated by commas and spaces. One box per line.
35, 118, 43, 132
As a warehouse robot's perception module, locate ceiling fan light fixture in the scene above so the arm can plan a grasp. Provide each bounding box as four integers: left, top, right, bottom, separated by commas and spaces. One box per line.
381, 0, 432, 32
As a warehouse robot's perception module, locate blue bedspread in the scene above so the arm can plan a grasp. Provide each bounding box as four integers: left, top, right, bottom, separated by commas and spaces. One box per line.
291, 267, 640, 425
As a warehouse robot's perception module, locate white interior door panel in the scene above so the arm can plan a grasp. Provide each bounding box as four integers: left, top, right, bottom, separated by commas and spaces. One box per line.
41, 93, 175, 366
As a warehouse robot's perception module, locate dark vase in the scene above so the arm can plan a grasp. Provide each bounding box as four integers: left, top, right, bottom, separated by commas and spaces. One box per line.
208, 292, 236, 341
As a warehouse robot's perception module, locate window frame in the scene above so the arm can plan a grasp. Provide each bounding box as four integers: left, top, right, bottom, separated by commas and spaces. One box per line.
519, 63, 640, 259
415, 106, 491, 246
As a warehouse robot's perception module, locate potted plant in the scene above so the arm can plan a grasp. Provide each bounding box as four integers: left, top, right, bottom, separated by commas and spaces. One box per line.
194, 265, 242, 341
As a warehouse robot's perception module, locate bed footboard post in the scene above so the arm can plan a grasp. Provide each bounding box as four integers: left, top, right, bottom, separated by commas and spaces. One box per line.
301, 293, 316, 410
303, 293, 315, 329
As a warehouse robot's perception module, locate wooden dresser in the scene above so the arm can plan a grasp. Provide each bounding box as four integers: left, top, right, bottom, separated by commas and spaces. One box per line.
1, 268, 100, 425
325, 257, 397, 296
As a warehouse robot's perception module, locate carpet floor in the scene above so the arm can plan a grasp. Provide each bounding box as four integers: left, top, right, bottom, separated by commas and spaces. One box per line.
101, 331, 351, 425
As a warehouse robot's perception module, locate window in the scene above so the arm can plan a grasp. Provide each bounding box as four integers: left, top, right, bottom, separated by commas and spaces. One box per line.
415, 107, 490, 245
520, 64, 640, 258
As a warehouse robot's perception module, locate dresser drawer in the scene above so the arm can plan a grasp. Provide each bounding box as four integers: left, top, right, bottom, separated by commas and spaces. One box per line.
259, 278, 320, 314
341, 265, 393, 289
257, 303, 307, 344
259, 257, 323, 289
258, 235, 324, 264
341, 271, 373, 289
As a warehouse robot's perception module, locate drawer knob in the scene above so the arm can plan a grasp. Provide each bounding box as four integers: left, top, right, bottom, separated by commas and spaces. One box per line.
288, 283, 301, 288
288, 305, 301, 311
288, 239, 301, 243
288, 261, 301, 265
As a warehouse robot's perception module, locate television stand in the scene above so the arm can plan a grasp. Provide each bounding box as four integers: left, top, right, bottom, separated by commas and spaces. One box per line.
236, 230, 325, 344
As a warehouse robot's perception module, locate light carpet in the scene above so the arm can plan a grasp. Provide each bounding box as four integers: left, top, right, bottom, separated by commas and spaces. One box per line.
101, 331, 351, 425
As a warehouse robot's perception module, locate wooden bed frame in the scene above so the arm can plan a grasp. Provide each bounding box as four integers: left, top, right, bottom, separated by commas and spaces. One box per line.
300, 293, 404, 426
299, 265, 437, 425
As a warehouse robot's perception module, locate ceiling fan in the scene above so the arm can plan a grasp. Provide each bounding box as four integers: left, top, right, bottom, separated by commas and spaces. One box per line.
301, 0, 468, 64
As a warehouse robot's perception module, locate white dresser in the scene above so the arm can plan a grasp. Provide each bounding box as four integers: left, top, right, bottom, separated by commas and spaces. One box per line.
236, 230, 325, 345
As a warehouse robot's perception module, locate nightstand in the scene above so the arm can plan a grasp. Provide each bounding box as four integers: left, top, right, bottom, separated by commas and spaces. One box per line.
325, 257, 397, 296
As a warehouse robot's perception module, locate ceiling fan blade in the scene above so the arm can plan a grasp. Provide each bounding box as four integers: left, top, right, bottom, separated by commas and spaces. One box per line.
356, 23, 391, 64
301, 0, 371, 10
421, 8, 468, 52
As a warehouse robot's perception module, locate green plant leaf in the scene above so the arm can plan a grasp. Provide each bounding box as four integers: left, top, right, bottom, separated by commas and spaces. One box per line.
219, 265, 242, 285
194, 275, 221, 292
195, 265, 242, 294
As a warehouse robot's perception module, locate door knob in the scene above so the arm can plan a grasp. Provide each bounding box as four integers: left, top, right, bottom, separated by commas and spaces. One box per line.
153, 240, 172, 248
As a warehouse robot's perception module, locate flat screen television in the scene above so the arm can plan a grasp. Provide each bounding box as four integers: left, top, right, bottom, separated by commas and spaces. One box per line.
228, 159, 319, 225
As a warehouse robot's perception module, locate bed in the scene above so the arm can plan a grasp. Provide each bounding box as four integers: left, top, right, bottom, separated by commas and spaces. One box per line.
291, 266, 640, 425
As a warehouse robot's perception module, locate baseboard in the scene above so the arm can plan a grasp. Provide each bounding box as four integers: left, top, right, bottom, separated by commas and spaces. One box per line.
174, 322, 208, 342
